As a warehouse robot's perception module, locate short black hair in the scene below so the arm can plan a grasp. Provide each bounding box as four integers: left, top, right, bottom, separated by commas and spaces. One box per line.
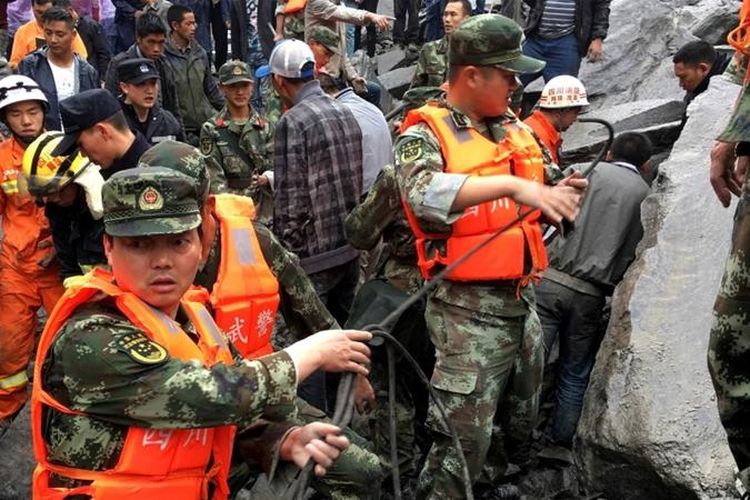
53, 0, 73, 9
317, 73, 345, 94
446, 0, 472, 17
32, 0, 53, 7
167, 4, 192, 30
610, 132, 653, 168
41, 6, 75, 30
673, 41, 716, 66
136, 12, 167, 38
104, 110, 131, 132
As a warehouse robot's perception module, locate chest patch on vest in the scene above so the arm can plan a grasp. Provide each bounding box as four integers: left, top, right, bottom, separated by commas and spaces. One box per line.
200, 135, 214, 155
115, 331, 169, 365
398, 138, 424, 164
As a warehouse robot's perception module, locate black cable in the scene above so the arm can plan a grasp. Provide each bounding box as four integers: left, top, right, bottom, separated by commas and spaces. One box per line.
387, 343, 402, 500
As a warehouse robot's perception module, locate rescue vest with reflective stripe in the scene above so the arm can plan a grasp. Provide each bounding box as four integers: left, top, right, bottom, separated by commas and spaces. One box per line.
284, 0, 306, 14
400, 103, 548, 281
31, 268, 236, 500
209, 194, 280, 359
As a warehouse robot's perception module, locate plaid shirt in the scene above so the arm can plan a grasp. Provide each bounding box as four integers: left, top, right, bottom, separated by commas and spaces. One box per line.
273, 80, 363, 260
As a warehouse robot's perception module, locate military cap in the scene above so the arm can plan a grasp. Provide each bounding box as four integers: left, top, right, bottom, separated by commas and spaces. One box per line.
137, 140, 210, 202
102, 166, 202, 237
53, 89, 122, 157
449, 14, 545, 74
218, 60, 254, 85
118, 58, 160, 84
308, 26, 340, 55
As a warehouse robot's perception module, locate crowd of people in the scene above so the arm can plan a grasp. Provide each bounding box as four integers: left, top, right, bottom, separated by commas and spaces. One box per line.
0, 0, 748, 497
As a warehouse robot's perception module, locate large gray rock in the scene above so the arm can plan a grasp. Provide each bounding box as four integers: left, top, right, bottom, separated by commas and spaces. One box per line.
574, 76, 743, 498
0, 403, 33, 499
579, 0, 737, 108
561, 99, 684, 164
380, 66, 416, 100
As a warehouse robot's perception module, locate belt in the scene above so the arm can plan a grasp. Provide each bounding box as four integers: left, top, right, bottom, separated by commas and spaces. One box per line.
543, 267, 607, 297
300, 245, 360, 275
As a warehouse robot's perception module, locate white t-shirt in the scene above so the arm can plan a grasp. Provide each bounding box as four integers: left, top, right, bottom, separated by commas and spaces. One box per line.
48, 60, 75, 101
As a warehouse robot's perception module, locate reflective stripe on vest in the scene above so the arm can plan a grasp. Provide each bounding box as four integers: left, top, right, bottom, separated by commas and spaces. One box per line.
400, 104, 548, 281
209, 194, 280, 359
0, 370, 29, 390
31, 268, 235, 500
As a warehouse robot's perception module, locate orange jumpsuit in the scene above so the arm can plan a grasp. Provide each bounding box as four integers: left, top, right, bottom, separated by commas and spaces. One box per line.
524, 109, 562, 165
9, 20, 88, 68
0, 136, 64, 420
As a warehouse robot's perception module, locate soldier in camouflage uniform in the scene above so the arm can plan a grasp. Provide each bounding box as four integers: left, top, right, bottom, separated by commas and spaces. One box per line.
394, 14, 586, 498
32, 163, 377, 496
410, 0, 472, 90
708, 40, 750, 488
200, 60, 276, 226
145, 140, 383, 499
275, 0, 306, 41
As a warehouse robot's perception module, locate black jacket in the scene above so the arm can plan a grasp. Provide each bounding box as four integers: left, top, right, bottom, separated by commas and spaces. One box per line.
524, 0, 612, 56
122, 102, 185, 145
76, 15, 112, 79
17, 49, 99, 130
686, 51, 732, 105
104, 44, 184, 130
45, 191, 106, 281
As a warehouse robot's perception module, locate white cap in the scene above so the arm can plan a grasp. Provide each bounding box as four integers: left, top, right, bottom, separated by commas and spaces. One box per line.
255, 39, 316, 79
538, 75, 590, 109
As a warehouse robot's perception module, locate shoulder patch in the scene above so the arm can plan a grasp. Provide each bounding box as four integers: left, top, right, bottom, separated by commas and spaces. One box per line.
114, 331, 168, 365
398, 138, 424, 164
200, 135, 214, 155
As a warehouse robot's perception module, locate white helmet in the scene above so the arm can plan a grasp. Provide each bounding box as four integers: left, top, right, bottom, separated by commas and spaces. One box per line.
0, 75, 48, 113
538, 75, 589, 109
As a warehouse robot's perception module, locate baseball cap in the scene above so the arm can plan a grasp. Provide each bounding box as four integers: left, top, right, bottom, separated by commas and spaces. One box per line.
102, 166, 202, 237
138, 140, 210, 202
449, 14, 546, 74
52, 89, 123, 157
117, 58, 160, 84
218, 60, 254, 85
308, 26, 340, 55
255, 39, 316, 79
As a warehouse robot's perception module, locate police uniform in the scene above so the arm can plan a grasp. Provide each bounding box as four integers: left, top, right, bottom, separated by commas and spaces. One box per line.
200, 60, 275, 225
394, 15, 550, 498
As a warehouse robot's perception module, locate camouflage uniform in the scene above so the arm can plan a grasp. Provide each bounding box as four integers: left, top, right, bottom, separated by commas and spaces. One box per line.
410, 37, 448, 89
201, 64, 276, 226
394, 15, 547, 498
345, 164, 429, 481
276, 0, 306, 40
709, 51, 750, 488
258, 76, 284, 130
138, 141, 384, 499
38, 168, 300, 488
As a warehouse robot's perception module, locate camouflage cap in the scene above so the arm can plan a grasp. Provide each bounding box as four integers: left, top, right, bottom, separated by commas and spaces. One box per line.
449, 14, 545, 74
102, 167, 202, 237
309, 26, 340, 55
137, 140, 210, 203
219, 60, 254, 85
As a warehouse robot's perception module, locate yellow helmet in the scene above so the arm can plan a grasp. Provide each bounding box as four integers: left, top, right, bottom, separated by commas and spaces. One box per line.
22, 131, 92, 197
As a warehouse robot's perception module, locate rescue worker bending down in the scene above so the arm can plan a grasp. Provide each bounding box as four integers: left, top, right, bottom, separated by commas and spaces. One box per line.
31, 165, 374, 498
0, 75, 64, 438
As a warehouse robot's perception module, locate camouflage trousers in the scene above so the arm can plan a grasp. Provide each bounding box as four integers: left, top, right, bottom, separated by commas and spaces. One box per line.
709, 190, 750, 489
416, 295, 544, 499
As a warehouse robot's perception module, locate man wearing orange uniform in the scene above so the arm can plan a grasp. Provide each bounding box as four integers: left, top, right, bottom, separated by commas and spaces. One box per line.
524, 74, 588, 165
9, 0, 87, 68
0, 74, 64, 438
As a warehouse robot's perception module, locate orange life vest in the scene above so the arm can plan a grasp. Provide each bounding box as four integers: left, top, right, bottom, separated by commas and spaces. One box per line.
524, 110, 561, 165
284, 0, 306, 14
400, 103, 548, 281
31, 269, 236, 500
209, 194, 280, 359
727, 0, 750, 84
